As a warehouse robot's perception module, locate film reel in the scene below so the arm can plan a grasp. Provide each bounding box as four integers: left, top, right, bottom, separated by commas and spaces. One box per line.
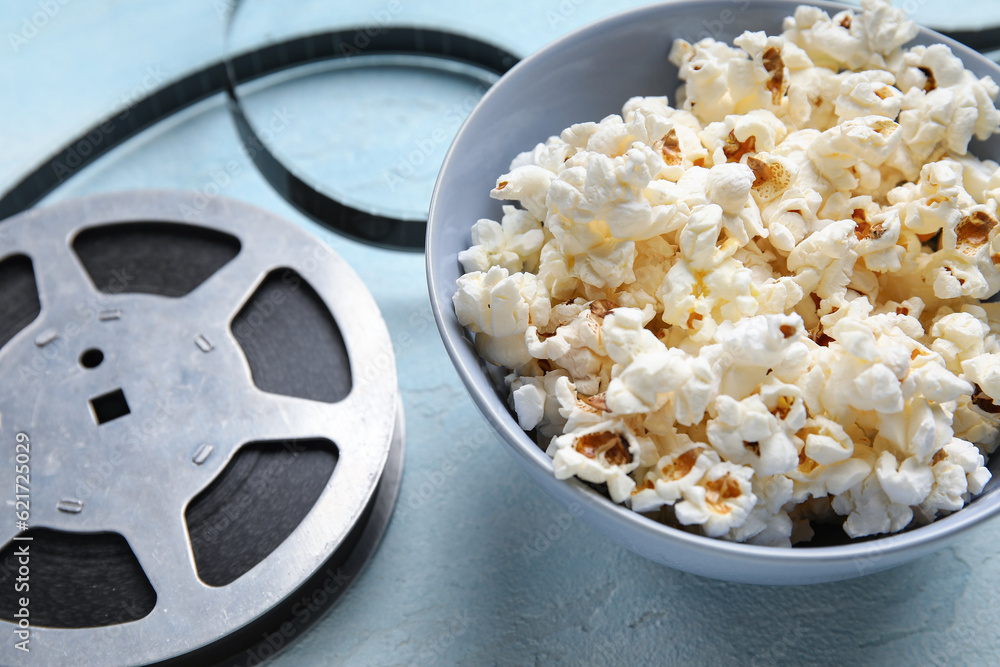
0, 191, 402, 665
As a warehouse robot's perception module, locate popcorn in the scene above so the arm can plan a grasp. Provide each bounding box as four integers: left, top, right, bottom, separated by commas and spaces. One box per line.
631, 443, 720, 513
725, 473, 795, 546
669, 38, 751, 122
874, 451, 934, 506
852, 363, 905, 413
602, 307, 660, 364
952, 395, 1000, 454
707, 163, 754, 214
626, 236, 678, 313
573, 239, 637, 289
674, 461, 757, 536
938, 208, 1000, 299
834, 70, 903, 122
454, 266, 549, 338
918, 438, 991, 518
606, 346, 696, 415
706, 394, 798, 476
660, 260, 754, 344
548, 420, 651, 502
708, 164, 770, 246
731, 508, 794, 547
526, 302, 607, 390
832, 469, 916, 538
894, 45, 1000, 159
475, 333, 532, 370
931, 310, 990, 370
801, 415, 853, 464
511, 380, 547, 430
458, 206, 545, 274
789, 444, 874, 504
553, 375, 609, 434
786, 219, 858, 299
952, 154, 1000, 205
645, 347, 718, 427
807, 115, 901, 191
785, 64, 842, 130
510, 372, 574, 435
490, 164, 558, 221
941, 438, 992, 495
714, 313, 811, 393
961, 353, 1000, 404
759, 187, 822, 252
853, 204, 905, 274
510, 135, 575, 173
455, 0, 1000, 545
906, 356, 973, 404
781, 0, 918, 71
700, 110, 788, 166
729, 32, 791, 111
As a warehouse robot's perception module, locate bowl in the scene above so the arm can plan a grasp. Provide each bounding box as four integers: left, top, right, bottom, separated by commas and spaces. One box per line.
427, 0, 1000, 584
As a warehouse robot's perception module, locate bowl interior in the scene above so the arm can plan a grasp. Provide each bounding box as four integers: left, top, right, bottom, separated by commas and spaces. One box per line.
428, 0, 1000, 575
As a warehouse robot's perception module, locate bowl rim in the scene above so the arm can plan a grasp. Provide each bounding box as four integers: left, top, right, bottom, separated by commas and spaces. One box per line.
427, 0, 1000, 565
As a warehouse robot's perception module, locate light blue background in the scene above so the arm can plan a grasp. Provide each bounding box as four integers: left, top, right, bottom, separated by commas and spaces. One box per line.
2, 1, 1000, 665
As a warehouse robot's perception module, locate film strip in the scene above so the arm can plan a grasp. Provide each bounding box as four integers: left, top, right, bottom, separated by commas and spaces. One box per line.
0, 22, 518, 251
223, 22, 519, 250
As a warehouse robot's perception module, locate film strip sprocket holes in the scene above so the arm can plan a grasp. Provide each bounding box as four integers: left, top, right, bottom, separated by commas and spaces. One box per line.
0, 23, 519, 251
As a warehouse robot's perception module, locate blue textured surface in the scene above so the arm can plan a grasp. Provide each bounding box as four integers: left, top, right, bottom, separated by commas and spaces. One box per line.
3, 1, 1000, 665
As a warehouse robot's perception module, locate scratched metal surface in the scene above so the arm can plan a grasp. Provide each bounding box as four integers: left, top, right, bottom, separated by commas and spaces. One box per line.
2, 1, 1000, 665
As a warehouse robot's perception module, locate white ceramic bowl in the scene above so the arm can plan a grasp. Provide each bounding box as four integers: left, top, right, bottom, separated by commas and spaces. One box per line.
427, 0, 1000, 584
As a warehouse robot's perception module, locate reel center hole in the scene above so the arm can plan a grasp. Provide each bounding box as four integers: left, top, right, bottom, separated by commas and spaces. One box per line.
80, 348, 104, 369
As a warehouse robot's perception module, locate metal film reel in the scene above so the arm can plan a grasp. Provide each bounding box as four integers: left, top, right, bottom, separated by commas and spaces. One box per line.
0, 191, 402, 665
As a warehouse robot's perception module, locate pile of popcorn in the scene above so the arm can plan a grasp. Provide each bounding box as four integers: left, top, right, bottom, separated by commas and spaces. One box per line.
453, 0, 1000, 545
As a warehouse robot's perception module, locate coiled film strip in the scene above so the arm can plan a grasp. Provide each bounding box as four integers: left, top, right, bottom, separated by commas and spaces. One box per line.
0, 22, 519, 250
